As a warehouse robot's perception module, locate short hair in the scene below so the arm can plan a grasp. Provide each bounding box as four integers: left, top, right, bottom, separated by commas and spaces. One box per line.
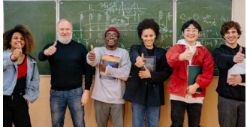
3, 24, 35, 53
57, 19, 73, 30
181, 19, 202, 32
137, 18, 160, 39
220, 20, 241, 39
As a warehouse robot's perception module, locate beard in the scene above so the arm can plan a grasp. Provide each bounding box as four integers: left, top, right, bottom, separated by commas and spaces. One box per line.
57, 33, 72, 44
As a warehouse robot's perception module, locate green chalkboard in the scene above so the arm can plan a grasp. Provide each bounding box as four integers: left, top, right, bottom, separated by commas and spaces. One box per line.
4, 1, 56, 75
59, 0, 173, 53
177, 0, 232, 76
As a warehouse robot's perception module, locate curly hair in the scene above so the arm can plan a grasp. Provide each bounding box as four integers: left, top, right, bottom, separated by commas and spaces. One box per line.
3, 24, 35, 53
220, 21, 241, 39
137, 18, 160, 40
181, 19, 202, 32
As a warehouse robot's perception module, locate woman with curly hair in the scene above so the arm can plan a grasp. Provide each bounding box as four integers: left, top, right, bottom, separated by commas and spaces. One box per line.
123, 19, 172, 127
3, 24, 40, 127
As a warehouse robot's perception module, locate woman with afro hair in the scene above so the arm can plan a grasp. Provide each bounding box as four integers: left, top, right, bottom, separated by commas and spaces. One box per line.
123, 18, 172, 127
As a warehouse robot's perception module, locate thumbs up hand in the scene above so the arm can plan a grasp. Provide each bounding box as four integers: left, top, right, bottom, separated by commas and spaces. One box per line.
179, 46, 193, 61
44, 41, 57, 56
11, 43, 22, 61
88, 45, 96, 61
233, 47, 245, 63
135, 53, 145, 68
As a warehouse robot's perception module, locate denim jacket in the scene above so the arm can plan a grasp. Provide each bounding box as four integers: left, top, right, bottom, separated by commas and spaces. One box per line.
3, 49, 40, 103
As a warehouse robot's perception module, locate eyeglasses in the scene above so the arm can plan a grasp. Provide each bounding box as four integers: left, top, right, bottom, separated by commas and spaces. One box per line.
184, 28, 198, 33
105, 33, 118, 39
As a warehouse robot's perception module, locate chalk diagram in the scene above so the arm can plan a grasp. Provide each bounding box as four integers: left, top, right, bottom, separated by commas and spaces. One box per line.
61, 1, 173, 51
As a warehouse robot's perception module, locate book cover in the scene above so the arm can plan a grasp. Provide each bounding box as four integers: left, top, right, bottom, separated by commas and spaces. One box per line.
141, 56, 156, 72
99, 54, 120, 81
187, 65, 203, 93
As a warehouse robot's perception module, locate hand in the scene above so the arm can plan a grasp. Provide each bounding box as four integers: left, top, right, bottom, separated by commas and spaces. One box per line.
112, 63, 119, 68
44, 41, 57, 56
23, 97, 28, 102
99, 60, 107, 72
81, 90, 90, 106
227, 74, 242, 86
135, 53, 145, 68
138, 65, 151, 79
11, 43, 22, 61
179, 46, 193, 61
233, 47, 245, 63
88, 45, 96, 61
187, 83, 199, 95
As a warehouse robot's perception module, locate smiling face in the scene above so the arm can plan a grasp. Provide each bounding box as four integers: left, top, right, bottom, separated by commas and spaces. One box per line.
182, 24, 200, 45
141, 28, 156, 49
9, 32, 25, 51
224, 27, 240, 48
105, 31, 119, 50
57, 20, 72, 40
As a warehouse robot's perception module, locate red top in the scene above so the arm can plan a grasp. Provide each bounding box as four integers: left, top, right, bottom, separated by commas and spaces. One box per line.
166, 44, 214, 98
17, 56, 27, 79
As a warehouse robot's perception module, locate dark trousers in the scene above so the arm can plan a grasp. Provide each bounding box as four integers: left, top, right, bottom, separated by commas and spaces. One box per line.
218, 96, 245, 127
3, 92, 31, 127
170, 100, 202, 127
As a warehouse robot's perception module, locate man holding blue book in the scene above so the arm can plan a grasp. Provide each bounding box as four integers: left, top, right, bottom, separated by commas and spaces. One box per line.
87, 27, 131, 127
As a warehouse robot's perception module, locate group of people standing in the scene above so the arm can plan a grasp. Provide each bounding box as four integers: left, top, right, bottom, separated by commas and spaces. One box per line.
3, 18, 245, 127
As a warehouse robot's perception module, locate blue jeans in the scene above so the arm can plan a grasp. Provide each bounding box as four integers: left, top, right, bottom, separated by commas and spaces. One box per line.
50, 86, 85, 127
132, 102, 160, 127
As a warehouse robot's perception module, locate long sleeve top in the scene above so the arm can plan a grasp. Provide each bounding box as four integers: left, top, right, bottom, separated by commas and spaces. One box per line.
39, 40, 92, 91
87, 47, 131, 104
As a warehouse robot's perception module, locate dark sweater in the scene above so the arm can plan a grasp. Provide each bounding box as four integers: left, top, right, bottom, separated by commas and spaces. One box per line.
39, 40, 92, 91
213, 44, 245, 101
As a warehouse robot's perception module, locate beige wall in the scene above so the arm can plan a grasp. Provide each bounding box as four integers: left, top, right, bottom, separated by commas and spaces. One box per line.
28, 0, 245, 126
29, 77, 220, 127
233, 0, 245, 46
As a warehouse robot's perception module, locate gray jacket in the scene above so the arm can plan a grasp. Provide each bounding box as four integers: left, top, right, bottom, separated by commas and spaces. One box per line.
3, 49, 40, 103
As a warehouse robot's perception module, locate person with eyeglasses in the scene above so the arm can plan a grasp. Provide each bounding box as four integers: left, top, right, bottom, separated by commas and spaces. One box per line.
87, 27, 131, 127
123, 18, 172, 127
166, 19, 214, 127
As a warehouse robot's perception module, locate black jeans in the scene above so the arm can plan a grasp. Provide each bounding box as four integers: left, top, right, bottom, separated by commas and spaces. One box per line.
218, 96, 245, 127
3, 91, 31, 127
170, 100, 202, 127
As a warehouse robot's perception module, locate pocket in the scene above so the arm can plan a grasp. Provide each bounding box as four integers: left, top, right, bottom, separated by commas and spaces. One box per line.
73, 87, 83, 96
50, 89, 57, 96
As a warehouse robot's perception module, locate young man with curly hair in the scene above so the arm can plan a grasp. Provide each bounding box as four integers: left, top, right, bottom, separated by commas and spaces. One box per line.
213, 21, 245, 127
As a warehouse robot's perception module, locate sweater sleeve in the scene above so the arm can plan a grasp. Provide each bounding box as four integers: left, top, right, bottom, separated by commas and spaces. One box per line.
150, 50, 172, 83
241, 74, 245, 83
213, 47, 235, 70
38, 44, 52, 61
195, 49, 214, 89
105, 50, 131, 81
82, 46, 93, 90
166, 45, 184, 67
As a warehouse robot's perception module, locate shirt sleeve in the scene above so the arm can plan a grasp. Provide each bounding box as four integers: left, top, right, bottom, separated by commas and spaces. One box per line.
105, 50, 131, 81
